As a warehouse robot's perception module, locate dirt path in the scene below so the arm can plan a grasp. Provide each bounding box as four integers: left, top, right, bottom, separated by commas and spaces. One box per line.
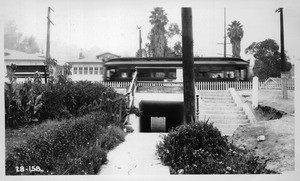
229, 90, 295, 173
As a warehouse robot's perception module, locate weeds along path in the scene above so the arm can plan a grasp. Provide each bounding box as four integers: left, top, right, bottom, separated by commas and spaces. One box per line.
99, 133, 170, 175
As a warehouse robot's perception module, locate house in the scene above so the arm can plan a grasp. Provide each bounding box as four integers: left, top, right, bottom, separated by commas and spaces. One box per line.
96, 52, 120, 61
67, 52, 120, 82
4, 49, 48, 83
262, 77, 294, 90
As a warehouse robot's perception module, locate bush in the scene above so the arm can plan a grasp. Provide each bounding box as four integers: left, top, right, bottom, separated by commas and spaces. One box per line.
5, 111, 126, 175
156, 121, 278, 174
5, 76, 127, 128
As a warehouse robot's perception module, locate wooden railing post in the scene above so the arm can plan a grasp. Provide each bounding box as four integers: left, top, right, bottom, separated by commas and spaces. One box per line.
252, 76, 259, 108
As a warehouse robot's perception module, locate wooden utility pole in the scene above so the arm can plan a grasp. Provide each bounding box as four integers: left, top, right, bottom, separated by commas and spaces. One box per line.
137, 26, 142, 57
276, 8, 286, 71
46, 7, 54, 83
276, 7, 288, 99
182, 8, 195, 124
223, 8, 227, 57
217, 8, 231, 57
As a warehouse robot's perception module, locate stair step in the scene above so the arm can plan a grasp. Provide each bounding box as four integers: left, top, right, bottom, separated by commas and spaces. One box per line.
201, 99, 234, 103
205, 119, 249, 124
199, 106, 243, 111
201, 96, 233, 100
199, 90, 230, 93
199, 93, 231, 97
199, 114, 247, 119
211, 123, 243, 129
196, 90, 250, 136
201, 110, 245, 114
201, 102, 236, 106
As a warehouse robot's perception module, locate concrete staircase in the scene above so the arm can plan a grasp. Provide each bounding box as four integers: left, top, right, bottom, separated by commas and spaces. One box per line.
198, 90, 249, 136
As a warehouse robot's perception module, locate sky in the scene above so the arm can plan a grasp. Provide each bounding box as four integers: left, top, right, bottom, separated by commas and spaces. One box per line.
1, 0, 300, 63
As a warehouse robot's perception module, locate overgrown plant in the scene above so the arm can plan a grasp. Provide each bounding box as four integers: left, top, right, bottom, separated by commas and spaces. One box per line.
156, 121, 278, 174
5, 65, 44, 128
5, 111, 126, 175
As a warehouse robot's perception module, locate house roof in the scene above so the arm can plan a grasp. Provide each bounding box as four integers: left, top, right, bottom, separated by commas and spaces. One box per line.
4, 49, 45, 61
96, 52, 120, 59
265, 77, 282, 84
66, 57, 104, 64
67, 52, 120, 64
265, 77, 294, 83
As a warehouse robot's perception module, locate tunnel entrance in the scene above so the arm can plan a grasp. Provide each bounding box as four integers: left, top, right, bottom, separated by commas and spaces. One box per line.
139, 101, 184, 132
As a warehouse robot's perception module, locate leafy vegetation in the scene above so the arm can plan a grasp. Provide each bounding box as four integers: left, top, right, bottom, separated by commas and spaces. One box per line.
5, 70, 129, 175
4, 20, 40, 53
245, 39, 292, 80
156, 121, 278, 174
6, 111, 126, 175
137, 7, 182, 57
227, 20, 244, 58
5, 73, 127, 128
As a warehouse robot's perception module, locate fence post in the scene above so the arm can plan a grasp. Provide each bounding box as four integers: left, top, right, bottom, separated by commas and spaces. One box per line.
281, 73, 288, 99
252, 76, 258, 108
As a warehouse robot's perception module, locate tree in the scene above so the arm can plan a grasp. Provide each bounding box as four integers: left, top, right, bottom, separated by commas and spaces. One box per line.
227, 21, 244, 58
4, 20, 40, 54
148, 7, 169, 57
173, 41, 182, 56
167, 23, 181, 38
138, 8, 181, 58
245, 39, 292, 80
4, 20, 22, 50
18, 36, 40, 54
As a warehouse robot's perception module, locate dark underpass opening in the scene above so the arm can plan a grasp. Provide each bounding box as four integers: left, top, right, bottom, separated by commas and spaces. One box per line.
139, 101, 184, 132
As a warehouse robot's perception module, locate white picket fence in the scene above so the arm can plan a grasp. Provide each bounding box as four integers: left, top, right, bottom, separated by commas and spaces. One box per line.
100, 80, 294, 90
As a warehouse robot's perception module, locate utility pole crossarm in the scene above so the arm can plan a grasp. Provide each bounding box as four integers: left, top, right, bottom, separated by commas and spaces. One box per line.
47, 17, 54, 25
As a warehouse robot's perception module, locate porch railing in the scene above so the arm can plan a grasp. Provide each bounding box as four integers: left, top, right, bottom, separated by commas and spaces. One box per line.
101, 80, 294, 90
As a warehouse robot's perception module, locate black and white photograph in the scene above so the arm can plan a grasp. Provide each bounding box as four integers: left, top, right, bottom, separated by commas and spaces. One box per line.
1, 0, 299, 180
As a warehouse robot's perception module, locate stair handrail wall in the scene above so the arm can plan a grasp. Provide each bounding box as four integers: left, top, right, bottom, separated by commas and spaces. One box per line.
195, 86, 200, 122
229, 88, 257, 124
123, 71, 138, 125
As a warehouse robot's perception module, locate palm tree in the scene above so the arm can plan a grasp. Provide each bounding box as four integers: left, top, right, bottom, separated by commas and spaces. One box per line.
148, 7, 169, 57
227, 21, 244, 58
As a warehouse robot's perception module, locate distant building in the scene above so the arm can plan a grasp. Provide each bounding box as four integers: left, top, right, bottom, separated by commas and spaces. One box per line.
4, 49, 48, 83
67, 52, 120, 82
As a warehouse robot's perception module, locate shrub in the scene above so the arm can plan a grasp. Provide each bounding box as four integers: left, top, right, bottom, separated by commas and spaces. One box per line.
5, 76, 127, 128
5, 111, 126, 175
156, 121, 278, 174
5, 80, 44, 128
99, 125, 126, 151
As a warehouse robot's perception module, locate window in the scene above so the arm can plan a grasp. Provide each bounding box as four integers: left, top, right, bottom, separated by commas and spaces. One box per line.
79, 67, 83, 74
226, 71, 234, 78
84, 67, 88, 75
121, 72, 128, 78
94, 67, 99, 74
155, 72, 165, 78
211, 71, 224, 78
73, 67, 78, 75
100, 67, 104, 74
89, 67, 93, 74
169, 72, 176, 78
